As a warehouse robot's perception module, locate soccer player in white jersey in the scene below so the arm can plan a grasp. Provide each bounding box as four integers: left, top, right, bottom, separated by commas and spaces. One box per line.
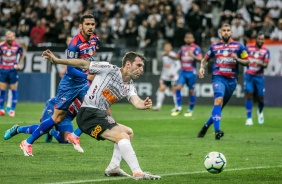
152, 41, 181, 111
43, 50, 161, 180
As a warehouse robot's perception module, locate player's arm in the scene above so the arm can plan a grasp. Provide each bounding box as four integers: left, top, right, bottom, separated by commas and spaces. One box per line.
257, 50, 270, 68
232, 45, 249, 66
199, 57, 209, 78
15, 46, 25, 70
42, 49, 90, 69
130, 95, 152, 110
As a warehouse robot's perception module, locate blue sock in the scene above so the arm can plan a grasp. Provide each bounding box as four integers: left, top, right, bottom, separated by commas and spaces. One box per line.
11, 90, 18, 110
205, 116, 213, 127
211, 105, 222, 131
49, 129, 67, 143
26, 118, 56, 144
189, 95, 196, 111
245, 100, 253, 119
74, 128, 83, 137
176, 90, 182, 108
18, 124, 39, 134
258, 101, 264, 113
0, 90, 6, 109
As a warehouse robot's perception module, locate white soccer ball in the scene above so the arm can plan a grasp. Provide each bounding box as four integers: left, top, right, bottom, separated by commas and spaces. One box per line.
204, 151, 227, 174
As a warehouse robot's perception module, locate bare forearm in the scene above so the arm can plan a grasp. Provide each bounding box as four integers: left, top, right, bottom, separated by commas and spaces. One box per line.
236, 58, 249, 66
200, 58, 208, 69
53, 58, 89, 69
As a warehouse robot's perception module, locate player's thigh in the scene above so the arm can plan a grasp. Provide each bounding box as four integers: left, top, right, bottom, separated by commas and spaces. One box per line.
55, 87, 84, 110
187, 73, 197, 90
177, 71, 186, 85
212, 77, 226, 98
254, 76, 265, 96
244, 74, 254, 93
9, 70, 19, 86
76, 107, 120, 142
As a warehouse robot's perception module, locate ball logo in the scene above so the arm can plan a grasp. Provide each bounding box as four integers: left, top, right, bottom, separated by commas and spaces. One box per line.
223, 50, 228, 56
91, 125, 102, 138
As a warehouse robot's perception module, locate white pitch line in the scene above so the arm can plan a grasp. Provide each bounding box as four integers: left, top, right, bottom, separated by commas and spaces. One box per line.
45, 165, 282, 184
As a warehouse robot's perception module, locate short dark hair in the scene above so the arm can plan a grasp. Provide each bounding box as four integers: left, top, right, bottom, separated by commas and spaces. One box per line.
256, 32, 265, 38
80, 14, 94, 24
122, 52, 146, 67
221, 23, 231, 28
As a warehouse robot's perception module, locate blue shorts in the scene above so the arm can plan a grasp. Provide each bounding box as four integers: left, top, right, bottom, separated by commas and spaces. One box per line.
0, 69, 18, 84
244, 73, 264, 96
212, 75, 237, 107
177, 70, 197, 90
55, 80, 89, 110
41, 98, 74, 133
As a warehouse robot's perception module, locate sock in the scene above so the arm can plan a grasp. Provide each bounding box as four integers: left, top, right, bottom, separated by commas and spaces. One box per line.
26, 118, 56, 144
49, 129, 67, 143
18, 124, 39, 134
258, 101, 264, 114
107, 143, 122, 170
6, 90, 12, 108
176, 90, 182, 109
156, 91, 165, 108
11, 90, 18, 111
73, 128, 83, 137
0, 90, 6, 109
205, 116, 213, 127
245, 100, 253, 119
172, 92, 177, 108
118, 139, 142, 174
211, 105, 222, 131
189, 95, 196, 111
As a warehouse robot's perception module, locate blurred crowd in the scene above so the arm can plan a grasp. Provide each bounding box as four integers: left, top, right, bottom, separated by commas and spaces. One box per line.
0, 0, 282, 51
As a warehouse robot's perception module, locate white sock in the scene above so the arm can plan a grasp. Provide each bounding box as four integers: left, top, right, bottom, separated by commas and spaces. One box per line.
156, 91, 165, 108
6, 90, 12, 108
107, 143, 122, 170
118, 139, 142, 173
173, 93, 177, 108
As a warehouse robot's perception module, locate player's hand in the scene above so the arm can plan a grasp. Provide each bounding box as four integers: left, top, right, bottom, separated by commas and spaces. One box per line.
188, 51, 196, 58
42, 49, 57, 64
87, 74, 96, 81
199, 68, 205, 78
14, 64, 20, 70
231, 53, 238, 61
144, 97, 152, 109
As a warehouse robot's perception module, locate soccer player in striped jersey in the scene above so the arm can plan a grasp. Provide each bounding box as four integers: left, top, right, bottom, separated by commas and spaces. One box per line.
170, 33, 203, 117
197, 23, 249, 140
42, 50, 161, 180
152, 41, 181, 111
0, 31, 25, 117
4, 97, 84, 153
244, 32, 269, 125
19, 14, 98, 156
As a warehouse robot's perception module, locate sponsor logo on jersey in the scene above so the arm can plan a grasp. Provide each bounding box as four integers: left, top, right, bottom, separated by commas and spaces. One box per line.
68, 51, 74, 58
91, 125, 102, 138
254, 52, 259, 58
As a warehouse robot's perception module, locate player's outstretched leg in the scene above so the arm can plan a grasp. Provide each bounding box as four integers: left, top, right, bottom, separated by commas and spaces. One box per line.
4, 124, 19, 140
215, 130, 224, 140
197, 124, 209, 138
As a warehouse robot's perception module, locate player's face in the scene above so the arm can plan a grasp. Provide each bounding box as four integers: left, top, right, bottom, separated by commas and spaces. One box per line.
220, 26, 232, 43
128, 57, 144, 79
5, 33, 15, 45
256, 35, 265, 48
164, 43, 172, 52
80, 18, 95, 37
66, 36, 72, 46
184, 34, 194, 44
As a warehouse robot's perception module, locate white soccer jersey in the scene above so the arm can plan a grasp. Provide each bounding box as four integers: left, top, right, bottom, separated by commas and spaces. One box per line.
160, 51, 181, 81
82, 62, 137, 110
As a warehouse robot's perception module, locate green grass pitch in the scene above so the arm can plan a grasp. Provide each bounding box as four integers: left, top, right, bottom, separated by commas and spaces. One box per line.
1, 102, 282, 184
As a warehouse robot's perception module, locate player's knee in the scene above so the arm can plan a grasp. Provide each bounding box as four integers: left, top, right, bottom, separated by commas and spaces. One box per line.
127, 127, 134, 141
115, 132, 130, 143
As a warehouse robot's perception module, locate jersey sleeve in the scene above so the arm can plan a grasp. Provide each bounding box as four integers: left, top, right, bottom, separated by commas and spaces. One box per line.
238, 44, 248, 59
264, 49, 270, 63
88, 62, 116, 74
126, 83, 138, 101
18, 46, 24, 55
66, 41, 79, 59
205, 45, 214, 60
195, 46, 202, 57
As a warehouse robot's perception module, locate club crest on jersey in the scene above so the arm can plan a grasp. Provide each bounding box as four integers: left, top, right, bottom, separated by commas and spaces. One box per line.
254, 52, 259, 58
88, 49, 94, 55
47, 109, 52, 114
223, 50, 229, 56
61, 97, 66, 103
214, 83, 219, 89
6, 50, 11, 56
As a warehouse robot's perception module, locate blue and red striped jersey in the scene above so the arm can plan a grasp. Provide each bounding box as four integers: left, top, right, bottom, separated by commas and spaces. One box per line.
0, 41, 24, 69
178, 43, 202, 72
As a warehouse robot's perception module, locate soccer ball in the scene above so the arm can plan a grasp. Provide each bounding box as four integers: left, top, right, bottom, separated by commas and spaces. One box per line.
204, 151, 227, 174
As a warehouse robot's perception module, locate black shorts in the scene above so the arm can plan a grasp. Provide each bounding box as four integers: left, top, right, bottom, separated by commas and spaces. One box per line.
162, 79, 177, 88
76, 107, 118, 140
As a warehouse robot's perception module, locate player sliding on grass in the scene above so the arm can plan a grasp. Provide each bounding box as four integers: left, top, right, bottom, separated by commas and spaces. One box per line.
42, 50, 161, 180
4, 97, 85, 153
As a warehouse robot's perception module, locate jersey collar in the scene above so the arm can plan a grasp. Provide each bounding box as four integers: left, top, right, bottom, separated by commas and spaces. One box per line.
78, 33, 87, 42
